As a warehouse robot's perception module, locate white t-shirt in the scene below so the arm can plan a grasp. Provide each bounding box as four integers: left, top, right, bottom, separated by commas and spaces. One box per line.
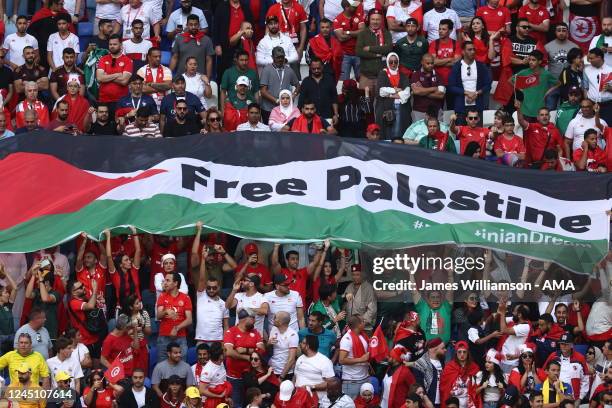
71, 343, 89, 364
501, 317, 530, 367
136, 64, 172, 108
196, 291, 229, 341
132, 387, 147, 407
461, 60, 477, 105
423, 8, 461, 41
46, 355, 84, 390
142, 0, 163, 22
47, 32, 80, 68
64, 0, 77, 15
166, 7, 208, 33
200, 360, 227, 386
268, 326, 299, 375
234, 291, 267, 334
386, 1, 423, 43
324, 0, 344, 21
381, 373, 393, 408
432, 359, 443, 404
263, 290, 303, 332
123, 39, 153, 61
564, 114, 607, 151
339, 331, 369, 380
588, 34, 612, 67
2, 33, 39, 66
96, 1, 121, 20
183, 72, 209, 110
119, 3, 160, 39
294, 353, 335, 408
584, 64, 612, 104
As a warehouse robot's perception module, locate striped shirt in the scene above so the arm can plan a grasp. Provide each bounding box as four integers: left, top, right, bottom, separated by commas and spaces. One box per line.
123, 122, 162, 138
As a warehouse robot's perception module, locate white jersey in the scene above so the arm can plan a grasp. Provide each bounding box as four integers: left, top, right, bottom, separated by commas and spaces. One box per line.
263, 290, 303, 332
2, 33, 39, 66
234, 291, 267, 334
268, 326, 299, 375
47, 32, 80, 68
195, 291, 229, 342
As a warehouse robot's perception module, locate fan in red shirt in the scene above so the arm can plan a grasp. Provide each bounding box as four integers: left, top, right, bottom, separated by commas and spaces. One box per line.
96, 35, 133, 106
517, 0, 550, 45
266, 0, 308, 50
105, 227, 142, 303
234, 243, 272, 291
75, 232, 108, 311
428, 19, 461, 86
157, 272, 193, 339
275, 379, 319, 408
494, 117, 526, 166
101, 314, 139, 377
223, 309, 265, 380
83, 370, 115, 408
573, 129, 607, 172
67, 279, 101, 362
476, 0, 511, 34
450, 109, 488, 157
515, 103, 565, 164
271, 243, 325, 307
333, 2, 365, 58
311, 240, 344, 303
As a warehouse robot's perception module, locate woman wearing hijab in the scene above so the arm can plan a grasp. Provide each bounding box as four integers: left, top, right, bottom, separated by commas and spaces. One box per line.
376, 52, 412, 140
354, 383, 380, 408
269, 90, 301, 131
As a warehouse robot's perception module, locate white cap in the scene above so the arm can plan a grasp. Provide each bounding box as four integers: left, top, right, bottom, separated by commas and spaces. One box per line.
486, 349, 500, 366
236, 76, 251, 87
161, 253, 176, 263
360, 383, 374, 395
279, 380, 294, 401
347, 0, 361, 6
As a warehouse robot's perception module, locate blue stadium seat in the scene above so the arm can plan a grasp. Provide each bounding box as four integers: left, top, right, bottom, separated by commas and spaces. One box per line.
148, 346, 158, 378
187, 346, 197, 365
144, 377, 152, 388
78, 22, 94, 36
575, 344, 589, 357
161, 51, 172, 67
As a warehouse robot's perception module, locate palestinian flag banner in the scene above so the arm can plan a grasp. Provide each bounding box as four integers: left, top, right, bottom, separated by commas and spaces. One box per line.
1, 132, 611, 274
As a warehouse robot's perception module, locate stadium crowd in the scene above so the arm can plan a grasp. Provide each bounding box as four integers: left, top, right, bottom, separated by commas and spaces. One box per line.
0, 0, 610, 169
0, 225, 610, 408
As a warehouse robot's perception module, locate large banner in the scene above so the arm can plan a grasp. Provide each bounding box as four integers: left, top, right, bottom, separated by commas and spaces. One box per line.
1, 132, 611, 273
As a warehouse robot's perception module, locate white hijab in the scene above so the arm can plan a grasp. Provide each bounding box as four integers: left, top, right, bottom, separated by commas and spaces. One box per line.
386, 52, 400, 75
278, 89, 294, 118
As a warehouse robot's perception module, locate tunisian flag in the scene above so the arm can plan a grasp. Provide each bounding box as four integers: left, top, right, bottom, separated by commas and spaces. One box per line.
104, 357, 125, 384
515, 73, 539, 90
569, 14, 600, 54
440, 361, 482, 408
369, 325, 389, 363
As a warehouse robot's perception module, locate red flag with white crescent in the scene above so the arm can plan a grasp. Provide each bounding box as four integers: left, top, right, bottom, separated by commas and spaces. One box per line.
104, 356, 125, 384
515, 73, 540, 90
568, 14, 600, 53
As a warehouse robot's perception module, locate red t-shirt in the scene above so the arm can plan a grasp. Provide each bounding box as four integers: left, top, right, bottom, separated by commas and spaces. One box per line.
229, 3, 245, 38
494, 135, 526, 155
456, 126, 488, 157
517, 5, 550, 45
157, 291, 193, 337
573, 147, 606, 171
428, 38, 460, 85
76, 263, 107, 298
101, 332, 135, 376
476, 5, 511, 32
68, 298, 98, 345
236, 263, 272, 285
333, 11, 364, 55
97, 54, 133, 103
281, 267, 309, 305
267, 3, 308, 43
223, 326, 263, 378
523, 122, 563, 163
83, 387, 114, 408
472, 36, 489, 64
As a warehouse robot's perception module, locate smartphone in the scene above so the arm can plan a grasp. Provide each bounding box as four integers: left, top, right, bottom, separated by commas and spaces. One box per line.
177, 24, 183, 31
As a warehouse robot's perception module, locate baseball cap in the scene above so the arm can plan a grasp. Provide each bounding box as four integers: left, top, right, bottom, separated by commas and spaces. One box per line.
236, 76, 251, 87
245, 274, 261, 287
55, 371, 72, 382
245, 243, 258, 256
129, 74, 144, 83
347, 0, 361, 6
426, 337, 443, 349
568, 85, 581, 95
501, 385, 519, 406
559, 332, 574, 344
273, 273, 292, 286
455, 341, 469, 351
237, 309, 254, 320
405, 17, 419, 25
216, 404, 230, 408
367, 123, 380, 133
279, 380, 295, 401
272, 46, 286, 58
185, 386, 201, 399
15, 362, 31, 373
173, 75, 186, 83
266, 14, 278, 23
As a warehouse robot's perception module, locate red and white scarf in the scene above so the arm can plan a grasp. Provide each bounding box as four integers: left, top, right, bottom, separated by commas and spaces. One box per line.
145, 64, 165, 102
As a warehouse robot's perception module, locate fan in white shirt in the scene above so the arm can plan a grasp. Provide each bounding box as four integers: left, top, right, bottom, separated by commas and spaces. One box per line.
47, 17, 80, 71
117, 0, 161, 40
236, 104, 271, 132
294, 335, 336, 408
46, 337, 84, 391
2, 16, 39, 68
422, 0, 462, 41
256, 17, 299, 67
268, 312, 299, 379
199, 343, 230, 403
226, 274, 269, 334
264, 274, 305, 332
195, 253, 229, 343
122, 20, 153, 62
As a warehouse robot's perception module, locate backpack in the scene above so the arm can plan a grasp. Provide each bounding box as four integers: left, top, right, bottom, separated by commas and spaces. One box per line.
83, 47, 110, 100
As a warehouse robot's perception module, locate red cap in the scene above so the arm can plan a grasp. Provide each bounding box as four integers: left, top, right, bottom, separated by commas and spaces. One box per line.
455, 341, 469, 351
245, 243, 258, 256
351, 264, 361, 273
389, 346, 406, 361
405, 311, 419, 324
367, 123, 380, 133
426, 338, 443, 349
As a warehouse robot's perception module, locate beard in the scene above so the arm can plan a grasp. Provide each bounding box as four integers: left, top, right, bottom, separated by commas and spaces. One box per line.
181, 5, 191, 12
245, 322, 255, 331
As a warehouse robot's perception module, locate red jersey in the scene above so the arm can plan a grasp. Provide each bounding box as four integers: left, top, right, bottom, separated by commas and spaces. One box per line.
456, 126, 488, 157
76, 263, 107, 297
68, 298, 99, 345
573, 147, 606, 171
428, 38, 460, 85
83, 387, 114, 408
517, 5, 550, 45
472, 36, 489, 63
157, 291, 193, 337
98, 54, 133, 103
476, 5, 511, 32
223, 326, 263, 378
333, 11, 364, 55
101, 332, 135, 376
494, 135, 526, 155
273, 386, 318, 408
236, 262, 272, 285
281, 267, 309, 305
266, 2, 308, 43
15, 99, 50, 128
523, 122, 563, 163
228, 3, 245, 37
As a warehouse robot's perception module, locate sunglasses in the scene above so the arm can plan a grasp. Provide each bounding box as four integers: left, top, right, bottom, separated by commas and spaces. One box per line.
519, 25, 530, 29
467, 295, 478, 300
467, 116, 479, 120
521, 353, 533, 358
206, 286, 218, 290
208, 117, 221, 122
587, 351, 595, 355
467, 66, 471, 76
250, 357, 260, 362
389, 60, 399, 65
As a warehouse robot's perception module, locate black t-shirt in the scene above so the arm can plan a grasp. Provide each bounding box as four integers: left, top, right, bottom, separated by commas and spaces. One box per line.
88, 120, 118, 135
92, 36, 110, 50
510, 34, 538, 73
163, 116, 202, 137
0, 66, 15, 92
298, 75, 338, 118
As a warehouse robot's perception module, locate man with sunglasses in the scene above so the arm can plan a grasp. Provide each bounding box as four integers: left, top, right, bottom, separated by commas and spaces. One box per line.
264, 274, 305, 332
226, 274, 269, 334
163, 99, 202, 137
195, 246, 229, 345
517, 0, 550, 45
448, 41, 491, 124
449, 108, 488, 157
67, 279, 101, 367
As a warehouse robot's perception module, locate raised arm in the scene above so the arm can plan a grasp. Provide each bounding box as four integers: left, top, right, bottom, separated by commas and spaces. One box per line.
191, 221, 203, 268
131, 226, 141, 269
75, 233, 88, 271
271, 243, 282, 274
104, 229, 115, 273
197, 246, 210, 292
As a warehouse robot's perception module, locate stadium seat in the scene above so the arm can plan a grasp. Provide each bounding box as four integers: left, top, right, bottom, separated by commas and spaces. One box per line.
205, 80, 219, 109
78, 22, 94, 36
482, 110, 496, 127
443, 110, 454, 124
86, 0, 96, 9
574, 344, 588, 357
161, 51, 172, 67
187, 346, 197, 365
512, 111, 523, 137
549, 110, 557, 123
148, 346, 158, 377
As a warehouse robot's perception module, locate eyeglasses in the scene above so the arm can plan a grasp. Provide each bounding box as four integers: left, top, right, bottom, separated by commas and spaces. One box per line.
389, 60, 399, 65
518, 25, 530, 29
208, 117, 221, 122
467, 116, 479, 121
